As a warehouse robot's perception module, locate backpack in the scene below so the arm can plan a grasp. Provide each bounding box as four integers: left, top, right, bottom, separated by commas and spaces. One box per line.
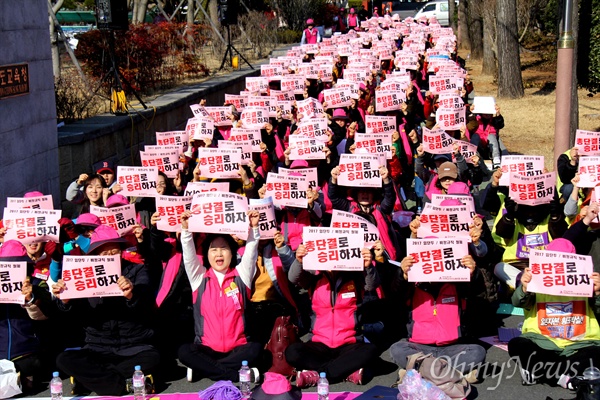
265, 316, 298, 377
399, 352, 471, 400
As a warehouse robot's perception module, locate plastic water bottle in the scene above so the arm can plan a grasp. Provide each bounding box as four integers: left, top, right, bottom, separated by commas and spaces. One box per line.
239, 360, 251, 399
317, 372, 329, 400
583, 366, 600, 380
50, 371, 62, 400
416, 206, 422, 216
132, 365, 146, 400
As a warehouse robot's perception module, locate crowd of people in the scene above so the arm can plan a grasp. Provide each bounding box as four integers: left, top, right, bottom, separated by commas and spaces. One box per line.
2, 11, 600, 399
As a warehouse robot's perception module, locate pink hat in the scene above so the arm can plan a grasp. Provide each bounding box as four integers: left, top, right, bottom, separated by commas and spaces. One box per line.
75, 213, 101, 228
306, 18, 314, 25
359, 82, 367, 91
251, 372, 301, 399
440, 199, 463, 206
447, 182, 471, 195
86, 225, 127, 254
24, 191, 44, 198
0, 240, 27, 258
350, 8, 355, 13
332, 108, 348, 120
105, 194, 129, 208
546, 238, 576, 253
290, 159, 309, 169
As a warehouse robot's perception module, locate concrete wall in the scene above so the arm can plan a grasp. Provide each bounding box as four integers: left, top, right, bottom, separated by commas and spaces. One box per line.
0, 0, 60, 210
57, 67, 260, 217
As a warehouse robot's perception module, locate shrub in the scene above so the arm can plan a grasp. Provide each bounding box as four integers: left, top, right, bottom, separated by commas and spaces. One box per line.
277, 28, 302, 44
55, 73, 104, 122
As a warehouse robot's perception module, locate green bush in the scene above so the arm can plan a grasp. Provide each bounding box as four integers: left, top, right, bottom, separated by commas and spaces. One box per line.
277, 29, 303, 44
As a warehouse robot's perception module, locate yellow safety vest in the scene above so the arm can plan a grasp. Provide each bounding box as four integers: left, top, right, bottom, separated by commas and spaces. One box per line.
492, 213, 552, 264
522, 293, 600, 348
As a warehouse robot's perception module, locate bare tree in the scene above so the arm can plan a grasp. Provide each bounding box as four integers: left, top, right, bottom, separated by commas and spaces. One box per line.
496, 0, 524, 97
458, 0, 471, 50
49, 0, 64, 79
448, 0, 457, 33
468, 0, 483, 59
132, 0, 149, 24
481, 0, 497, 75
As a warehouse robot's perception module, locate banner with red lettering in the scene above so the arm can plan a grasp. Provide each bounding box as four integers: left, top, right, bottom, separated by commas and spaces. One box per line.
528, 249, 593, 297
499, 155, 545, 186
379, 79, 410, 93
224, 94, 248, 111
296, 63, 318, 79
184, 181, 230, 197
156, 130, 188, 152
343, 68, 369, 83
89, 205, 137, 236
453, 139, 478, 164
265, 173, 309, 208
429, 76, 460, 95
430, 194, 476, 217
155, 195, 192, 232
189, 104, 212, 119
117, 166, 159, 197
436, 107, 466, 130
288, 136, 325, 160
186, 118, 214, 141
336, 79, 360, 99
2, 208, 61, 244
196, 148, 242, 179
60, 256, 122, 300
509, 171, 556, 206
296, 98, 324, 120
437, 95, 464, 110
269, 89, 295, 102
140, 149, 180, 178
230, 128, 262, 152
280, 76, 305, 95
375, 90, 405, 112
406, 238, 470, 282
188, 192, 249, 236
302, 227, 364, 271
353, 133, 393, 159
246, 76, 269, 93
6, 195, 53, 210
295, 119, 330, 142
322, 88, 352, 109
394, 52, 419, 70
248, 197, 278, 239
218, 140, 252, 165
576, 156, 600, 188
331, 210, 380, 248
315, 64, 334, 82
261, 64, 282, 78
422, 127, 454, 154
575, 130, 600, 156
417, 205, 472, 239
247, 96, 278, 117
278, 167, 318, 189
205, 106, 233, 127
240, 107, 270, 129
0, 262, 26, 304
365, 115, 397, 134
337, 154, 382, 188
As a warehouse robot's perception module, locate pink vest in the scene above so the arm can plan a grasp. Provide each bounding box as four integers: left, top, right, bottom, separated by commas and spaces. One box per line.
311, 274, 361, 347
347, 14, 358, 28
475, 115, 497, 147
350, 205, 397, 261
409, 284, 464, 346
304, 28, 319, 44
193, 268, 250, 353
282, 209, 312, 251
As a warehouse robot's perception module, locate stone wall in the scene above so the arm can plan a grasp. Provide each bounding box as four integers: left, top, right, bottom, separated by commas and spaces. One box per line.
0, 0, 60, 209
58, 67, 260, 217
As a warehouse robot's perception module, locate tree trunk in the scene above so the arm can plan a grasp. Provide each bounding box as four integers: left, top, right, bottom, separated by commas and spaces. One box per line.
569, 0, 580, 145
137, 0, 149, 23
468, 0, 483, 59
496, 0, 524, 98
481, 0, 497, 75
448, 0, 457, 33
458, 0, 471, 50
208, 0, 220, 29
49, 0, 64, 79
187, 0, 194, 25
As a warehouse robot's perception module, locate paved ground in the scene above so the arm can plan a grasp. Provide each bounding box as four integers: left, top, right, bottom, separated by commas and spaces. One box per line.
27, 315, 571, 399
